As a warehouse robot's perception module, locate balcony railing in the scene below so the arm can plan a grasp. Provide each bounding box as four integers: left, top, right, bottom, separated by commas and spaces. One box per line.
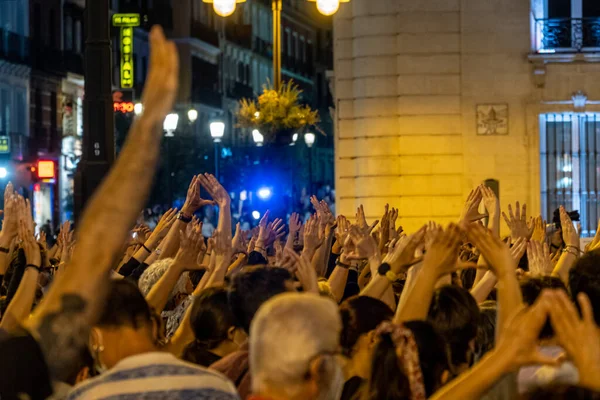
534, 17, 600, 53
0, 29, 30, 65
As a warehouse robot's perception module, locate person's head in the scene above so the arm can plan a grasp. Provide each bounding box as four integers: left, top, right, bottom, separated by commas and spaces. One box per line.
475, 301, 497, 361
250, 293, 343, 400
228, 266, 293, 333
363, 322, 429, 400
339, 296, 393, 377
521, 276, 567, 339
183, 287, 245, 365
90, 280, 159, 372
427, 285, 480, 369
569, 250, 600, 325
403, 320, 451, 396
138, 258, 191, 310
527, 385, 600, 399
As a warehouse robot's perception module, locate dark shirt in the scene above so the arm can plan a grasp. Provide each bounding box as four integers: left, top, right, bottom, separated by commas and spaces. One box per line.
341, 376, 365, 400
0, 329, 53, 400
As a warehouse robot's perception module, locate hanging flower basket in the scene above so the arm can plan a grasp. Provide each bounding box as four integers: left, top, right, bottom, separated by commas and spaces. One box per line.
236, 80, 323, 144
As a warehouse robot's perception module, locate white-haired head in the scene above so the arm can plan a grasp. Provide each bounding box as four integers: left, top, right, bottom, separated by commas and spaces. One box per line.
250, 293, 343, 400
138, 258, 190, 301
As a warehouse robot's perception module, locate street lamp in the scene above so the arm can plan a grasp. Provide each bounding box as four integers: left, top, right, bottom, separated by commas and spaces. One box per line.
304, 132, 315, 148
203, 0, 246, 17
308, 0, 348, 16
209, 120, 226, 180
163, 113, 179, 137
304, 132, 315, 194
290, 133, 298, 146
206, 0, 349, 90
134, 103, 143, 116
163, 113, 179, 207
252, 129, 264, 147
210, 120, 225, 143
188, 109, 198, 123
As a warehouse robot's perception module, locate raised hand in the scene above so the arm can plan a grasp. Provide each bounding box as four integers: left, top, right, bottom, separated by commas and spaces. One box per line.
181, 176, 216, 216
388, 207, 399, 241
288, 213, 302, 236
302, 215, 324, 257
19, 219, 41, 268
546, 290, 600, 391
510, 237, 528, 263
140, 25, 179, 126
459, 187, 486, 223
480, 185, 499, 217
175, 228, 206, 270
1, 183, 18, 240
344, 225, 379, 261
285, 248, 319, 294
422, 224, 469, 278
382, 226, 426, 274
494, 298, 559, 371
231, 222, 247, 254
149, 208, 178, 244
311, 196, 335, 228
527, 240, 552, 276
197, 173, 230, 207
355, 205, 378, 235
559, 206, 579, 250
378, 204, 391, 254
502, 201, 534, 242
531, 215, 546, 243
464, 222, 516, 276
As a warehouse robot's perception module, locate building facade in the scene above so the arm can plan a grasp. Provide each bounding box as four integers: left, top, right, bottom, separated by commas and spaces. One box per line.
333, 0, 600, 236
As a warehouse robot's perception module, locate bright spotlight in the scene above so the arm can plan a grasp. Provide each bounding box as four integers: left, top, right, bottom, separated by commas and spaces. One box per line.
240, 190, 248, 201
252, 210, 261, 220
257, 187, 271, 200
0, 168, 7, 179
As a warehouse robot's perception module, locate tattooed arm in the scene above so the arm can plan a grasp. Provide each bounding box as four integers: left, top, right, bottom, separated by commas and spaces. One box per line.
22, 26, 179, 382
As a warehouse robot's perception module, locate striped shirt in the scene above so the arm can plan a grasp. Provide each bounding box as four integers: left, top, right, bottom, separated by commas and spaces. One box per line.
66, 352, 240, 400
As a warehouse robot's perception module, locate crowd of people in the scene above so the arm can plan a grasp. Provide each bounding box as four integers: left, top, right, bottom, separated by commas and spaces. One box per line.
0, 26, 600, 399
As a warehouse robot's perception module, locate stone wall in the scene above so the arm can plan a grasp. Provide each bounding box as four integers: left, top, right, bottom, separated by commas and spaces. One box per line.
333, 0, 600, 234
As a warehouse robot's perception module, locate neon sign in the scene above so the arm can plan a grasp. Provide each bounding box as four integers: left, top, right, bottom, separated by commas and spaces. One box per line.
113, 13, 140, 89
113, 101, 135, 114
112, 14, 141, 27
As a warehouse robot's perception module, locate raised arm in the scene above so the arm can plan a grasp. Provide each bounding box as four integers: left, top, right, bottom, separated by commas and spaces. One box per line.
552, 206, 580, 283
394, 224, 464, 324
146, 228, 206, 313
465, 222, 522, 340
23, 27, 180, 382
0, 219, 42, 331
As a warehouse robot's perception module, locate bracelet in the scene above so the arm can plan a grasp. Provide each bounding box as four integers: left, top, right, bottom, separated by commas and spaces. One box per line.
0, 247, 9, 254
335, 258, 351, 269
142, 244, 152, 253
177, 212, 192, 223
25, 264, 41, 273
565, 245, 582, 254
562, 248, 579, 258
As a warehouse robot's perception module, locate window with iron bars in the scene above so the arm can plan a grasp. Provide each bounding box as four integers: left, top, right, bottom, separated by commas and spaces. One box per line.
540, 113, 600, 237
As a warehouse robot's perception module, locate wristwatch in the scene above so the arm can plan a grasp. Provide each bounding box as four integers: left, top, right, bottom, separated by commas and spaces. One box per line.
177, 212, 193, 223
378, 263, 398, 282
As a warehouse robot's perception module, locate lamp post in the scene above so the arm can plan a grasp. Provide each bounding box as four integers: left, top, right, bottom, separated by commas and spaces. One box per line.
203, 0, 349, 90
74, 0, 114, 222
304, 132, 315, 194
210, 120, 225, 180
252, 129, 264, 147
164, 113, 179, 206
